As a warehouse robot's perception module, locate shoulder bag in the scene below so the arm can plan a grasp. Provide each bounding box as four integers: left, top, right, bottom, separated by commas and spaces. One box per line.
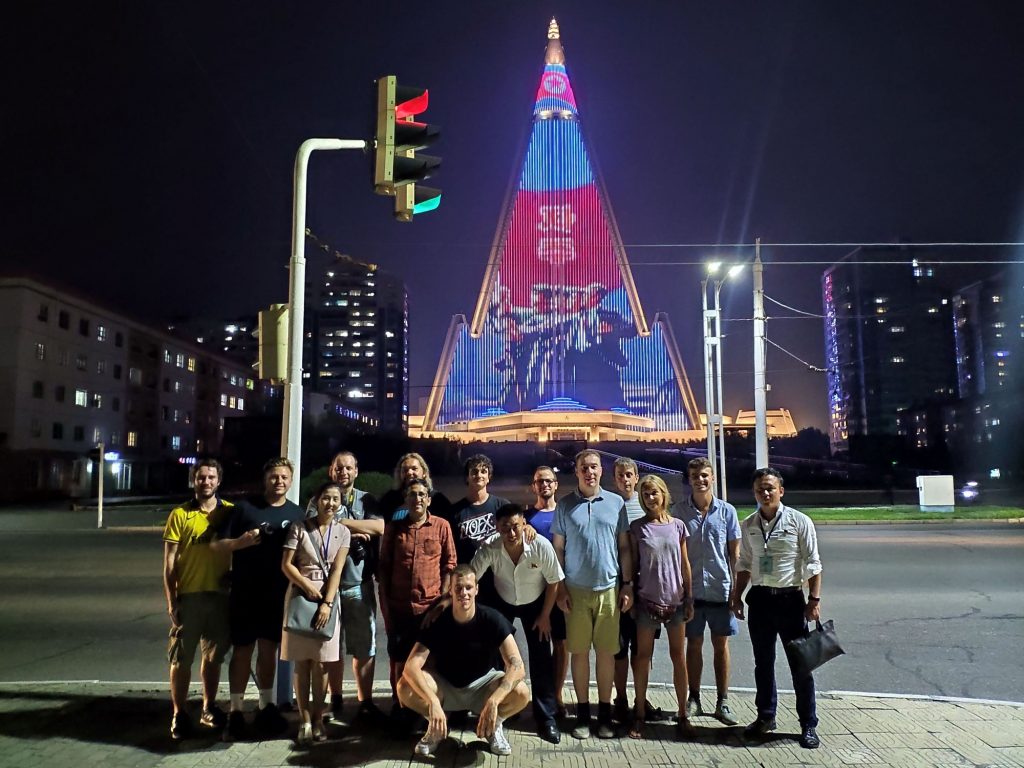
284, 521, 339, 640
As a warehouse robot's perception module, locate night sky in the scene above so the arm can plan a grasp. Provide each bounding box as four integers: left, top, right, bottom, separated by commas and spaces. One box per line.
6, 2, 1024, 431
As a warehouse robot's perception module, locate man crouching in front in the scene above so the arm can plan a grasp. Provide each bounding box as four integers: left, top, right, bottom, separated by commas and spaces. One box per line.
397, 564, 529, 757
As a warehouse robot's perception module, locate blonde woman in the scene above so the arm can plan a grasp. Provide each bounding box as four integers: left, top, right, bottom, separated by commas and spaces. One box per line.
627, 475, 695, 739
281, 482, 351, 744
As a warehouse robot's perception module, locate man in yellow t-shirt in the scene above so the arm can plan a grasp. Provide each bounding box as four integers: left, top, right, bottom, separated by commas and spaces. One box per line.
163, 459, 237, 740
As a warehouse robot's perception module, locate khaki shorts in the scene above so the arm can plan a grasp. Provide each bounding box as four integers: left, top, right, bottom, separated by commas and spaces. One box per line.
565, 585, 620, 654
170, 592, 230, 667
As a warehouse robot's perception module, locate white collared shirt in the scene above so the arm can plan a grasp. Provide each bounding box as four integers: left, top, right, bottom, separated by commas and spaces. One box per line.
737, 504, 822, 588
470, 534, 564, 605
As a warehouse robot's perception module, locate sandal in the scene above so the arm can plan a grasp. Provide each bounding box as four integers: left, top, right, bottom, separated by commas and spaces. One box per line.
312, 725, 327, 743
297, 722, 313, 746
628, 706, 646, 739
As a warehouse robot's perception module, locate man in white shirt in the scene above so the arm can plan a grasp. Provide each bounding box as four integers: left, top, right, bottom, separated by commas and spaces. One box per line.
471, 503, 564, 744
730, 467, 823, 750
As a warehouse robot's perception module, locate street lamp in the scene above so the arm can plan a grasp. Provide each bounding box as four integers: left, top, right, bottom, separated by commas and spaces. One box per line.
701, 263, 744, 500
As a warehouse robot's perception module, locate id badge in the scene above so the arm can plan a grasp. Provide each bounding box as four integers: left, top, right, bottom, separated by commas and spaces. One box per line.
759, 554, 773, 574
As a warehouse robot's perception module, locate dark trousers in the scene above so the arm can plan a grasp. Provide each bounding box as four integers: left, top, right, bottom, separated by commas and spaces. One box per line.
493, 591, 557, 726
746, 587, 818, 728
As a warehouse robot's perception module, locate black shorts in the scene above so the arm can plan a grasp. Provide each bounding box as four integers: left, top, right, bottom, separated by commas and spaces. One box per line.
229, 586, 286, 646
615, 608, 637, 660
550, 605, 567, 642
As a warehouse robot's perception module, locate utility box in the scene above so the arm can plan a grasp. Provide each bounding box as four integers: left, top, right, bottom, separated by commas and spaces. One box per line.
916, 475, 955, 512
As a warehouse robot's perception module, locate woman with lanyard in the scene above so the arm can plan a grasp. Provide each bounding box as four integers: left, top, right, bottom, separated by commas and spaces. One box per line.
282, 481, 351, 744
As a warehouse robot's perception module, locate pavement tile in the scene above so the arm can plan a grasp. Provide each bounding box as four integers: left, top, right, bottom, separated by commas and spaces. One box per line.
954, 720, 1024, 748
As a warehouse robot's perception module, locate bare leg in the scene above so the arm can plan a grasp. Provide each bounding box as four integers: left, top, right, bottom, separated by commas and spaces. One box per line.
667, 625, 689, 715
229, 643, 255, 697
570, 652, 591, 704
199, 652, 222, 711
553, 640, 568, 708
327, 653, 344, 696
255, 639, 279, 691
294, 661, 312, 726
686, 634, 704, 700
632, 629, 656, 722
354, 656, 376, 702
595, 650, 615, 704
311, 661, 329, 732
170, 663, 190, 715
711, 634, 731, 702
614, 656, 629, 704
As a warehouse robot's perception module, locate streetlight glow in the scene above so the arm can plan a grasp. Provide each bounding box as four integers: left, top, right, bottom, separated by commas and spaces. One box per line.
706, 261, 722, 275
727, 264, 744, 279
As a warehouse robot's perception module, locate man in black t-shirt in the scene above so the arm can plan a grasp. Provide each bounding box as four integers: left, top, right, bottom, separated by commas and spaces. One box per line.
215, 458, 304, 740
397, 565, 529, 757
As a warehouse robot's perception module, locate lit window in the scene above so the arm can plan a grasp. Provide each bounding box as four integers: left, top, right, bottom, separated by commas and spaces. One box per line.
245, 378, 254, 390
97, 325, 107, 342
187, 357, 196, 372
127, 431, 138, 447
228, 396, 237, 409
75, 389, 88, 407
91, 393, 102, 409
129, 368, 142, 385
164, 349, 172, 364
93, 427, 102, 443
36, 343, 46, 360
172, 436, 182, 450
237, 398, 244, 412
220, 394, 228, 406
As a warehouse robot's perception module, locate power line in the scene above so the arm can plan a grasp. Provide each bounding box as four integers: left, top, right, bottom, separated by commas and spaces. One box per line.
765, 337, 826, 373
765, 294, 825, 318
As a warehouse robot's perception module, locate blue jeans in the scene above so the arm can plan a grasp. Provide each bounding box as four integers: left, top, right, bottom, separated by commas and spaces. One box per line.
746, 587, 817, 728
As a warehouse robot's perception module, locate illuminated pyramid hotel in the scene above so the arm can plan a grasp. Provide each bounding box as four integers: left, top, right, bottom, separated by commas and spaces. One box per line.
414, 20, 703, 443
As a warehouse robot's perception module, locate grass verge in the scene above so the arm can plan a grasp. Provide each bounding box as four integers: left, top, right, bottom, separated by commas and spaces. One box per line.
802, 505, 1024, 522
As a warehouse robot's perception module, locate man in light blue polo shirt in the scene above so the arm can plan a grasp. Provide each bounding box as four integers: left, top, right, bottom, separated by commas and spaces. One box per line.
673, 456, 741, 725
553, 449, 633, 740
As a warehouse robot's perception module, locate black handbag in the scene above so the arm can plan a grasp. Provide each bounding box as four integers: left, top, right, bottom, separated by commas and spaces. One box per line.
785, 619, 845, 677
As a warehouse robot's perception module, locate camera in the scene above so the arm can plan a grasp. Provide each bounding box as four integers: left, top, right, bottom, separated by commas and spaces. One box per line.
349, 538, 368, 564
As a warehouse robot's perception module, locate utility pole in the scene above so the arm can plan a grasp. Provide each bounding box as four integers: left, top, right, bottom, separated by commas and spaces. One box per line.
281, 139, 367, 503
701, 279, 719, 496
753, 237, 769, 467
97, 441, 105, 529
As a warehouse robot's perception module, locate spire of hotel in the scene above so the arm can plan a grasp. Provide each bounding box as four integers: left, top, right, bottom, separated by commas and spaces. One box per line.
545, 17, 564, 66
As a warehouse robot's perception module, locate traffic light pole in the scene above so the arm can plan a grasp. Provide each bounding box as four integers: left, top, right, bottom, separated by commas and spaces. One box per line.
282, 138, 367, 503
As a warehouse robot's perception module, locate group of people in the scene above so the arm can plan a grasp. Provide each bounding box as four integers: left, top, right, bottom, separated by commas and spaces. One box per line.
162, 448, 825, 754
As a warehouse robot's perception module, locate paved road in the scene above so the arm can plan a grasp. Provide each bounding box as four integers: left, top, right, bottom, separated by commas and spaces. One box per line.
0, 511, 1021, 703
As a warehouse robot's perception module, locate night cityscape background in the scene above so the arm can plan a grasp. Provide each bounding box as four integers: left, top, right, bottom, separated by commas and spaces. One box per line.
4, 2, 1024, 496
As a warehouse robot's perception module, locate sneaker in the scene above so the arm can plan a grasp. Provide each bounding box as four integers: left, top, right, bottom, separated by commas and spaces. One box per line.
170, 711, 193, 740
254, 702, 289, 737
714, 701, 738, 725
200, 704, 227, 729
488, 722, 512, 756
645, 701, 669, 722
743, 717, 777, 739
414, 733, 442, 756
570, 718, 592, 739
223, 710, 248, 742
799, 726, 820, 749
595, 719, 616, 739
685, 695, 702, 719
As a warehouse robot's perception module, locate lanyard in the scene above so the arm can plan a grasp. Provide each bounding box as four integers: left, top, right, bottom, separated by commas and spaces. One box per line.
318, 522, 333, 564
758, 509, 783, 546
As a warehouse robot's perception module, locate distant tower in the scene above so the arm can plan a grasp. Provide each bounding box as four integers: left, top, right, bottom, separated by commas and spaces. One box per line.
421, 19, 699, 442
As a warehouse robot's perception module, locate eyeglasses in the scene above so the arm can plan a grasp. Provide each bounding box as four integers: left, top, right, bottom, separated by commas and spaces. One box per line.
533, 478, 556, 485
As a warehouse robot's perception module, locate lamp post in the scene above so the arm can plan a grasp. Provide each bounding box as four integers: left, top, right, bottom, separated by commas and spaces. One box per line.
702, 263, 744, 500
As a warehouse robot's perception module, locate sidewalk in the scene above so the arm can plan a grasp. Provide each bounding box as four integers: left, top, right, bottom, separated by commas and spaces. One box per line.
1, 682, 1022, 768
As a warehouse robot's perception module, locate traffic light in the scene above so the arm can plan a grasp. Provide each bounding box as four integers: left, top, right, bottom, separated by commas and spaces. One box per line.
258, 303, 289, 383
374, 75, 441, 220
